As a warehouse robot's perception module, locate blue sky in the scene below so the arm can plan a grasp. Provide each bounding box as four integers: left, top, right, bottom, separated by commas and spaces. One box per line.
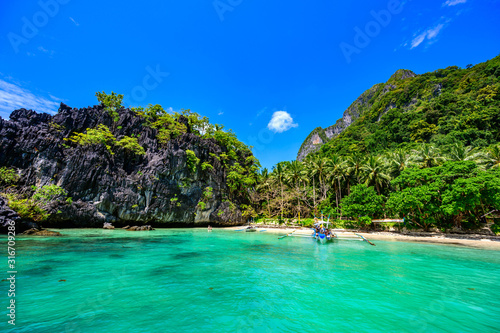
1, 0, 499, 169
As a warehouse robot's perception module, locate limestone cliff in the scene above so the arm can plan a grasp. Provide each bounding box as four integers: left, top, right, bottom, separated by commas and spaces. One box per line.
0, 104, 256, 231
297, 69, 416, 161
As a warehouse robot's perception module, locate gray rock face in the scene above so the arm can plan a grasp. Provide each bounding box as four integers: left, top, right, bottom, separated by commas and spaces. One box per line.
297, 83, 382, 161
0, 104, 252, 229
297, 69, 417, 161
0, 197, 20, 230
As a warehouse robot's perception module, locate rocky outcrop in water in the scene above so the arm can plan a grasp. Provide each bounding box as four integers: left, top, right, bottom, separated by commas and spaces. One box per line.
0, 103, 255, 231
21, 228, 62, 236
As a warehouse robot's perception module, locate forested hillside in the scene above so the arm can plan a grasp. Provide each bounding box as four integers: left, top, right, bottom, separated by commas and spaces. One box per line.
320, 55, 500, 156
256, 55, 500, 233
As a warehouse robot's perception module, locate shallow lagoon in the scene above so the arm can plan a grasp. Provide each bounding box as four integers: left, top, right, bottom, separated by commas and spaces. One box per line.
4, 228, 500, 332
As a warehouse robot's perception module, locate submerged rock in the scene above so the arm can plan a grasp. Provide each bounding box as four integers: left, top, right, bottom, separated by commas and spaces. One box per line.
127, 225, 154, 231
21, 228, 62, 236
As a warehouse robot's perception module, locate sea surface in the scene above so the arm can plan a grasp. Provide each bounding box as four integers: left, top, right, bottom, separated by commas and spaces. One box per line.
2, 228, 500, 332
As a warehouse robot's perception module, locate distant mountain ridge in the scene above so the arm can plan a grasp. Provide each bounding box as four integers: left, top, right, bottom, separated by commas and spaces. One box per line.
297, 69, 417, 161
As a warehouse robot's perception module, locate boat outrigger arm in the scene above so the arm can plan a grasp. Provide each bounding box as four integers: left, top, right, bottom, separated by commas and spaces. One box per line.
355, 233, 376, 246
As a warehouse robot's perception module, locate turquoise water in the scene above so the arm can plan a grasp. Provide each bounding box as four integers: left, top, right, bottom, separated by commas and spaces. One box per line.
2, 229, 500, 332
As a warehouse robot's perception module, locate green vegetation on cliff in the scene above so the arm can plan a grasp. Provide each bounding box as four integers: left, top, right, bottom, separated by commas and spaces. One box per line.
255, 55, 500, 233
320, 56, 500, 156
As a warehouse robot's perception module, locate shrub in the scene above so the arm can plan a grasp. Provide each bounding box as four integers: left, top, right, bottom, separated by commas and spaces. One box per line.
4, 185, 69, 222
116, 136, 146, 155
203, 187, 213, 200
0, 167, 19, 188
186, 150, 200, 173
65, 124, 116, 154
6, 197, 48, 221
358, 216, 372, 229
137, 104, 187, 145
65, 125, 145, 156
201, 162, 214, 171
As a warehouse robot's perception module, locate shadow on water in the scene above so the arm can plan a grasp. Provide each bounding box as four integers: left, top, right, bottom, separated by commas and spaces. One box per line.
108, 254, 125, 259
23, 264, 54, 277
149, 263, 184, 277
171, 252, 203, 260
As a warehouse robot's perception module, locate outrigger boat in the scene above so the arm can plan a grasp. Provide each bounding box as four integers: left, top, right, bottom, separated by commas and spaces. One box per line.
245, 226, 258, 232
312, 215, 337, 243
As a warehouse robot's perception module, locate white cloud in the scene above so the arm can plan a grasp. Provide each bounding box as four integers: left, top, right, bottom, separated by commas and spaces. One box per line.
267, 111, 298, 133
0, 78, 60, 119
410, 22, 447, 49
411, 33, 427, 49
218, 111, 224, 116
427, 24, 445, 39
69, 17, 80, 26
38, 46, 55, 56
443, 0, 466, 6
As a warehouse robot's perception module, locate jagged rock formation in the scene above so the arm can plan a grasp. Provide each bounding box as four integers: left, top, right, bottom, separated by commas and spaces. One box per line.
0, 197, 21, 230
297, 69, 416, 161
0, 104, 254, 231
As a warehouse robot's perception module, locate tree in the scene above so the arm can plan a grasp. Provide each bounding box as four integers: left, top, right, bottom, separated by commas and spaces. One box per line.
412, 144, 444, 168
95, 91, 123, 122
285, 160, 307, 219
326, 155, 345, 208
447, 143, 484, 163
387, 149, 413, 178
256, 168, 273, 218
311, 157, 330, 201
346, 153, 364, 184
386, 183, 441, 231
486, 145, 500, 169
340, 184, 383, 221
361, 155, 391, 194
271, 162, 286, 221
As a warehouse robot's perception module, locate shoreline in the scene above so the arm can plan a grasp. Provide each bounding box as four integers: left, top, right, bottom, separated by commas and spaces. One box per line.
224, 226, 500, 250
12, 226, 500, 250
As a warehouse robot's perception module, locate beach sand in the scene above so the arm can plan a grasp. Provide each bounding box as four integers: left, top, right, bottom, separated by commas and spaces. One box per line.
223, 226, 500, 250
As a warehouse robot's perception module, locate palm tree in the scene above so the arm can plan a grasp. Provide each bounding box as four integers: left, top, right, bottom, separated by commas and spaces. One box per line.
346, 153, 365, 184
326, 155, 345, 208
256, 168, 272, 218
486, 145, 500, 169
285, 160, 307, 220
412, 144, 444, 168
361, 155, 391, 194
447, 143, 485, 162
387, 149, 413, 178
311, 157, 330, 201
303, 157, 318, 214
271, 162, 286, 221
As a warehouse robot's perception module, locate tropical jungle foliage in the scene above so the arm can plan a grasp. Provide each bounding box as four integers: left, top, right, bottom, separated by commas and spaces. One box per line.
253, 55, 500, 232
